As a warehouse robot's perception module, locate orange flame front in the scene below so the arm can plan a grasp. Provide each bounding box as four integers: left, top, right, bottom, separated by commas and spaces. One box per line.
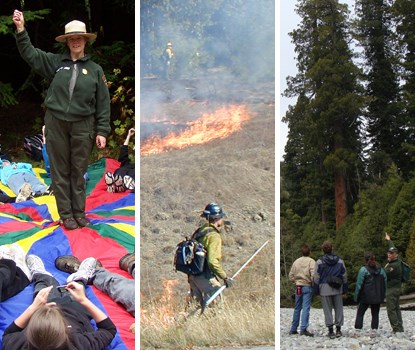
140, 279, 179, 328
141, 104, 250, 155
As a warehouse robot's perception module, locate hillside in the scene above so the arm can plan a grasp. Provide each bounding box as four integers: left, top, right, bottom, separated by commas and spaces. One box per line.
140, 84, 275, 302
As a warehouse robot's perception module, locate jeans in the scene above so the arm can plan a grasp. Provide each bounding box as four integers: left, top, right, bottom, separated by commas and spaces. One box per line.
93, 268, 135, 316
7, 172, 47, 196
290, 285, 313, 332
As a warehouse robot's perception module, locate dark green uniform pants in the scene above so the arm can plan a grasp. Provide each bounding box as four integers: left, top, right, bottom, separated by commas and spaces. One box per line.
386, 287, 403, 332
45, 112, 95, 219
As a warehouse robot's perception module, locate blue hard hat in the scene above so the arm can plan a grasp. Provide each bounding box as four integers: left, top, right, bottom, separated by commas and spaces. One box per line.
201, 202, 225, 219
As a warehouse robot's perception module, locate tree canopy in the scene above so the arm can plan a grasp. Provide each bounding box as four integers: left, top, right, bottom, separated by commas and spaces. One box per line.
282, 0, 415, 304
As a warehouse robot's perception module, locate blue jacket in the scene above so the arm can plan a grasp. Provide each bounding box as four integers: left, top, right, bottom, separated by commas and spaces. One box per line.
313, 253, 348, 296
0, 160, 34, 186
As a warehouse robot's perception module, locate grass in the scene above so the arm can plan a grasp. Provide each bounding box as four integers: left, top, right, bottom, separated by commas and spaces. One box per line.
140, 256, 275, 350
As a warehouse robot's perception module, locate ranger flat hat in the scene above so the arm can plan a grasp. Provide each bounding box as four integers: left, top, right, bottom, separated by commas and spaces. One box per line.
388, 247, 398, 253
55, 20, 96, 42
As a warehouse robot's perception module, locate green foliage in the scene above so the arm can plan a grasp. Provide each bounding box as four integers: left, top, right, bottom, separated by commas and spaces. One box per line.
0, 9, 51, 35
0, 82, 17, 107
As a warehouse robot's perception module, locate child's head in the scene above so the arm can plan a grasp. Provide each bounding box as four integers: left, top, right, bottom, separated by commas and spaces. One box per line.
26, 306, 71, 349
0, 159, 10, 168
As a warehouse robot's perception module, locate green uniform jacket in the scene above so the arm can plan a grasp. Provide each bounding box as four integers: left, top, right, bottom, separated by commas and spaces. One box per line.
385, 240, 402, 290
194, 223, 227, 279
16, 30, 110, 137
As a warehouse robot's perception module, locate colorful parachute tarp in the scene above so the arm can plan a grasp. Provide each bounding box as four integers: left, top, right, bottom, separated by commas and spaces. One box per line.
0, 158, 135, 350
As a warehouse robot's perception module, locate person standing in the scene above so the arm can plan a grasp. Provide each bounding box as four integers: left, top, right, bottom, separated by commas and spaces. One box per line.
313, 241, 348, 339
288, 244, 315, 337
13, 10, 111, 230
384, 233, 404, 333
354, 252, 387, 330
188, 202, 233, 310
163, 42, 174, 80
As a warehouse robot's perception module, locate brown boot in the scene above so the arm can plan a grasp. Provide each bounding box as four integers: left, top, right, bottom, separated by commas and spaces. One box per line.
119, 252, 135, 276
55, 255, 102, 274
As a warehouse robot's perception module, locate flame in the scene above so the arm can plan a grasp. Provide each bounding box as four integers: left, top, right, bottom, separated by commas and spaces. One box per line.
141, 104, 250, 155
140, 279, 179, 328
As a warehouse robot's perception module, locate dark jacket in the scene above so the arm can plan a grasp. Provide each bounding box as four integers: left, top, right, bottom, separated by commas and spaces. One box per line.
2, 304, 116, 350
354, 264, 387, 304
385, 240, 403, 290
313, 253, 348, 296
16, 30, 110, 137
114, 145, 135, 179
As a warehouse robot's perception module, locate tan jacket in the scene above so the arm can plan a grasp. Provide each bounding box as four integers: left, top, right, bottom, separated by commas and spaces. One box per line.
289, 256, 315, 286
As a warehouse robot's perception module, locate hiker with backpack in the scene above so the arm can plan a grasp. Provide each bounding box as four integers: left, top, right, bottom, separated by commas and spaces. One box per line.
313, 241, 348, 339
384, 233, 405, 333
187, 202, 233, 309
354, 252, 387, 331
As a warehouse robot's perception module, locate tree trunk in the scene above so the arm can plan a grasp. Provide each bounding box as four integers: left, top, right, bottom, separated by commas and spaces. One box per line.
335, 171, 348, 229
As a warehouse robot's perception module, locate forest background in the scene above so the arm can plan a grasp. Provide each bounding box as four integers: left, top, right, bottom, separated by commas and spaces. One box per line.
0, 0, 135, 161
281, 0, 415, 306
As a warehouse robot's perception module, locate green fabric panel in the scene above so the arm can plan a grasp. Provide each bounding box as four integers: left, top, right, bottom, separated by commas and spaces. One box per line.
85, 158, 107, 196
93, 223, 135, 252
0, 212, 34, 222
39, 172, 52, 185
0, 226, 42, 245
93, 209, 135, 218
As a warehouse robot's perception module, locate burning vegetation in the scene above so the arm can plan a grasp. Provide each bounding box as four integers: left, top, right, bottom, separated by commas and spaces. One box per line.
140, 104, 251, 156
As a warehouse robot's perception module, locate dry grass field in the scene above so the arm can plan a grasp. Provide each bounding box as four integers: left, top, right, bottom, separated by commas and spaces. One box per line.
140, 81, 275, 349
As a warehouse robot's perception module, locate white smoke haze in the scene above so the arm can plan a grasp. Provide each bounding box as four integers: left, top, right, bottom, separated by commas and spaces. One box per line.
140, 0, 275, 141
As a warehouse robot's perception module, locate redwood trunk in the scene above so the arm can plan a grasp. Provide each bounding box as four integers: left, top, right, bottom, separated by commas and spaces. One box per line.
335, 171, 347, 229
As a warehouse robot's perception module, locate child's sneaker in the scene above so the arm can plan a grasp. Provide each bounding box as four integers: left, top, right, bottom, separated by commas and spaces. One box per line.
26, 254, 52, 278
123, 175, 135, 191
16, 183, 32, 203
66, 257, 97, 284
9, 243, 31, 281
114, 174, 126, 192
0, 245, 12, 260
105, 172, 115, 192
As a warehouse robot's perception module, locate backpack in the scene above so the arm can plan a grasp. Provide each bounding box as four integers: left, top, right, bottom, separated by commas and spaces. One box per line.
173, 238, 206, 275
23, 134, 43, 161
401, 260, 411, 282
360, 266, 385, 304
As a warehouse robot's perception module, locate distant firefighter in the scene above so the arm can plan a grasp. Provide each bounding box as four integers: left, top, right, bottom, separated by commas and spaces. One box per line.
163, 41, 174, 80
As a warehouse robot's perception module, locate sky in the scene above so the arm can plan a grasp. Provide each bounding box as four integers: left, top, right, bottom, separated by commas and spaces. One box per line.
279, 2, 299, 161
279, 0, 354, 161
